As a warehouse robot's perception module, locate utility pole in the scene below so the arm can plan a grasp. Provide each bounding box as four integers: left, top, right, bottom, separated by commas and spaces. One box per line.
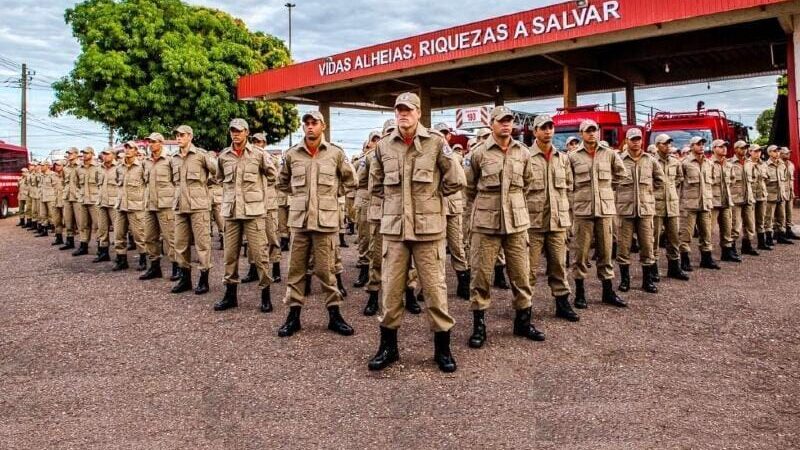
20, 63, 28, 148
108, 128, 114, 148
285, 2, 296, 147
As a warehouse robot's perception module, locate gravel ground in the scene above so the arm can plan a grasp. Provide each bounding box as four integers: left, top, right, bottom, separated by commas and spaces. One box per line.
1, 215, 799, 449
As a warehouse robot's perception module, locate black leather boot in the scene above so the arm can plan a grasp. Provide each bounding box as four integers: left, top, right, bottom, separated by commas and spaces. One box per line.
757, 232, 771, 250
766, 231, 776, 247
127, 233, 136, 250
60, 236, 75, 250
651, 264, 661, 283
667, 259, 690, 281
213, 284, 238, 311
680, 252, 693, 272
493, 265, 509, 289
218, 234, 224, 250
433, 331, 457, 373
327, 305, 354, 336
404, 288, 421, 314
642, 265, 658, 294
194, 270, 210, 295
363, 291, 379, 316
139, 258, 162, 280
72, 241, 89, 256
170, 262, 180, 281
271, 262, 281, 284
456, 270, 470, 300
278, 306, 302, 337
27, 220, 36, 230
513, 307, 546, 341
92, 246, 110, 263
280, 237, 290, 251
741, 239, 759, 256
353, 266, 368, 288
368, 326, 399, 371
336, 273, 348, 297
338, 233, 349, 248
133, 253, 145, 271
304, 274, 312, 296
618, 264, 630, 292
699, 251, 721, 270
776, 230, 794, 245
51, 233, 64, 246
468, 310, 486, 348
601, 279, 627, 307
574, 279, 587, 309
787, 227, 800, 240
347, 222, 355, 235
565, 250, 570, 267
729, 244, 743, 262
260, 287, 273, 313
17, 217, 24, 227
36, 224, 47, 237
241, 263, 258, 283
111, 254, 129, 271
171, 267, 192, 293
555, 294, 579, 322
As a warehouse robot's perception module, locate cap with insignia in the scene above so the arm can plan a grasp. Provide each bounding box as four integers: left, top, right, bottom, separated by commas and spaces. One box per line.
229, 118, 249, 131
301, 110, 325, 124
252, 132, 267, 143
689, 136, 707, 145
579, 119, 599, 132
711, 139, 726, 148
490, 106, 514, 122
174, 125, 193, 135
626, 128, 643, 140
146, 132, 165, 142
123, 140, 138, 149
733, 140, 748, 149
395, 92, 421, 110
654, 134, 673, 145
533, 114, 554, 129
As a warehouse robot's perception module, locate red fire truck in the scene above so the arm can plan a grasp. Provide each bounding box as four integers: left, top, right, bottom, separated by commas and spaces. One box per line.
646, 106, 749, 155
552, 104, 640, 149
0, 140, 30, 218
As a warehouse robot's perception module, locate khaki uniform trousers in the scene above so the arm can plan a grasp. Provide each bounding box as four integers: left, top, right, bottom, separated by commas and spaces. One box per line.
783, 195, 794, 229
572, 217, 615, 281
711, 207, 734, 248
114, 210, 145, 256
380, 239, 454, 332
462, 200, 472, 256
24, 198, 34, 221
267, 210, 281, 264
18, 199, 26, 219
39, 201, 55, 226
29, 199, 39, 223
51, 206, 64, 235
470, 231, 532, 311
653, 215, 680, 262
224, 218, 270, 288
174, 211, 213, 270
446, 214, 468, 272
732, 204, 756, 242
97, 206, 116, 248
765, 201, 785, 232
345, 196, 356, 224
284, 231, 341, 307
277, 205, 290, 239
367, 224, 418, 294
356, 204, 370, 267
144, 209, 176, 262
617, 217, 655, 266
210, 203, 224, 237
63, 201, 82, 238
680, 210, 713, 253
528, 229, 571, 297
79, 204, 99, 243
755, 201, 768, 233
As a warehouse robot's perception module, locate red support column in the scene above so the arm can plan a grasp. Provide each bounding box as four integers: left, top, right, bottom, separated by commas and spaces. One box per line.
788, 30, 799, 197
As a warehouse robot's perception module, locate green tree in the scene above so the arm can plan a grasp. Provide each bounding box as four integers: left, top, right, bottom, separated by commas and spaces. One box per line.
754, 108, 774, 146
50, 0, 298, 150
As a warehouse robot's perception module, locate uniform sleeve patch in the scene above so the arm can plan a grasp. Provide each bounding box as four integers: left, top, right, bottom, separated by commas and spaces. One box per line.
442, 143, 453, 157
463, 155, 471, 168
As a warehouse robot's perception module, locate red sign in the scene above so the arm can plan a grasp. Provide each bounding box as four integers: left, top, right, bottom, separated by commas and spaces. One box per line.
238, 0, 788, 99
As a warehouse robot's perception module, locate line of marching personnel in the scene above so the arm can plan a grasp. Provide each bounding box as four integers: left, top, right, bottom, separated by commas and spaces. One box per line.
14, 92, 799, 374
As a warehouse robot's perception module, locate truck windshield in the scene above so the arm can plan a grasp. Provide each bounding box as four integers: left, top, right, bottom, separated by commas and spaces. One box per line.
649, 129, 713, 149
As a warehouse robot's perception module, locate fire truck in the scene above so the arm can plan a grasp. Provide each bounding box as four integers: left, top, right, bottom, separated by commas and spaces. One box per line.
552, 104, 640, 149
455, 106, 537, 146
0, 140, 30, 218
646, 105, 749, 155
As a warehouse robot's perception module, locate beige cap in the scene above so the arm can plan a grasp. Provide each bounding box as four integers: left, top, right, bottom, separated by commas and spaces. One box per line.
766, 144, 778, 152
21, 168, 28, 172
395, 92, 421, 110
689, 136, 707, 145
533, 114, 554, 129
65, 147, 79, 154
467, 137, 478, 149
82, 146, 95, 155
453, 143, 464, 151
229, 118, 249, 131
100, 147, 114, 155
382, 119, 396, 134
711, 139, 726, 148
433, 122, 451, 133
647, 144, 657, 153
367, 130, 381, 141
654, 134, 673, 145
251, 132, 267, 142
174, 125, 193, 135
147, 132, 165, 142
781, 146, 791, 154
123, 140, 138, 149
626, 128, 643, 139
579, 119, 599, 132
490, 106, 514, 122
566, 136, 579, 144
477, 128, 491, 139
749, 144, 762, 152
301, 111, 325, 123
53, 160, 64, 166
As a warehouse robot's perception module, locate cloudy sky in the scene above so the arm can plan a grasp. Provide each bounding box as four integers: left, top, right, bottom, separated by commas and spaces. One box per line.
0, 0, 781, 158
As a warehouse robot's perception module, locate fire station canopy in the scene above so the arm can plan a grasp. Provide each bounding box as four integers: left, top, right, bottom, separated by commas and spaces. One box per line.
238, 0, 800, 110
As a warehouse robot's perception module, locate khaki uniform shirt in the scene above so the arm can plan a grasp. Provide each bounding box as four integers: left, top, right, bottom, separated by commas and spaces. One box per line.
79, 161, 102, 206
655, 152, 683, 217
568, 143, 628, 218
53, 173, 65, 208
28, 171, 40, 200
526, 140, 572, 231
680, 153, 714, 212
354, 150, 373, 207
116, 158, 147, 212
765, 158, 789, 203
729, 157, 755, 206
144, 153, 175, 211
277, 139, 356, 233
446, 151, 466, 216
63, 161, 81, 202
616, 151, 665, 218
710, 156, 734, 208
171, 144, 216, 213
371, 127, 463, 241
784, 160, 795, 200
364, 151, 383, 225
18, 174, 29, 201
39, 171, 59, 203
98, 163, 119, 208
216, 143, 276, 219
751, 159, 769, 202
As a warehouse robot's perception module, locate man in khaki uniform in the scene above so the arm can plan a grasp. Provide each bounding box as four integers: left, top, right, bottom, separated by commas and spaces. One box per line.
730, 141, 759, 256
50, 162, 66, 245
276, 170, 290, 251
17, 168, 29, 227
140, 132, 178, 280
615, 128, 664, 294
170, 125, 217, 295
679, 137, 719, 271
112, 142, 148, 271
276, 111, 357, 337
352, 131, 380, 289
212, 119, 277, 313
780, 147, 799, 240
709, 139, 741, 262
33, 162, 49, 237
95, 148, 118, 263
73, 147, 101, 257
26, 163, 41, 232
60, 148, 82, 250
750, 145, 772, 250
652, 134, 689, 280
525, 115, 578, 321
569, 119, 628, 309
367, 93, 461, 373
37, 161, 59, 238
208, 152, 225, 250
764, 145, 793, 245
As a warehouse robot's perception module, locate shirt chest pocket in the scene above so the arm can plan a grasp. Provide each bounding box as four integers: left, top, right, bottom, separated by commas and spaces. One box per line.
412, 158, 434, 183
667, 165, 678, 178
510, 160, 525, 187
553, 165, 567, 189
597, 161, 612, 181
243, 162, 261, 184
317, 162, 337, 187
573, 163, 591, 184
383, 157, 401, 186
291, 161, 307, 187
479, 161, 502, 190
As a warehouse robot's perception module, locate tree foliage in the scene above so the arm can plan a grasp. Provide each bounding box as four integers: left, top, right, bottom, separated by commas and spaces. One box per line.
754, 108, 774, 146
50, 0, 298, 150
